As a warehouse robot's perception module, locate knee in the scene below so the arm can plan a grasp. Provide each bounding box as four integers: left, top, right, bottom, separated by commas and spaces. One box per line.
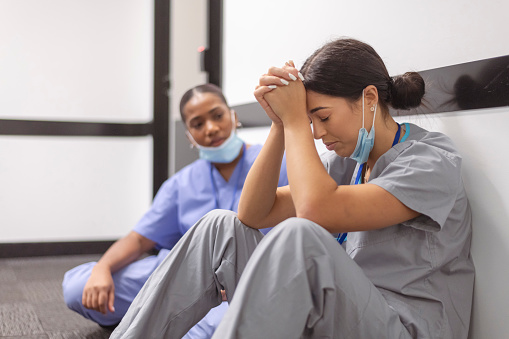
62, 274, 83, 309
271, 217, 330, 242
203, 209, 237, 221
198, 209, 240, 231
62, 264, 93, 309
278, 217, 319, 233
197, 209, 261, 238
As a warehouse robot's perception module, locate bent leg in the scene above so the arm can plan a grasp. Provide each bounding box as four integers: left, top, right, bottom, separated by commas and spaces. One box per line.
62, 253, 163, 326
111, 210, 264, 339
213, 218, 412, 339
63, 249, 228, 338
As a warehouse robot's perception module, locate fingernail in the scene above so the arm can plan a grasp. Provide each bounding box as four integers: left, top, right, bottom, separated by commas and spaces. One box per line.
298, 72, 305, 81
288, 73, 297, 81
268, 85, 277, 89
112, 307, 115, 312
280, 79, 289, 85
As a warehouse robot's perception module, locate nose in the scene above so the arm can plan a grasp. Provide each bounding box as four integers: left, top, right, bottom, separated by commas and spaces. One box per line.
312, 122, 326, 140
204, 119, 220, 136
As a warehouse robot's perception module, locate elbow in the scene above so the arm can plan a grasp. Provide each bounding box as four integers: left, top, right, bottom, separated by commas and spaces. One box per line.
295, 201, 323, 225
294, 199, 345, 233
237, 213, 264, 230
237, 208, 258, 229
237, 204, 251, 226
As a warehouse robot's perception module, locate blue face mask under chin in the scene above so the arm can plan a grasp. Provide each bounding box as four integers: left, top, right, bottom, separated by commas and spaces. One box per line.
349, 90, 377, 164
187, 110, 244, 164
197, 132, 244, 163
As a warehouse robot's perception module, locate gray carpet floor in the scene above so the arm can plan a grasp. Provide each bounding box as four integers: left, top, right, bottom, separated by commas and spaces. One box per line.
0, 254, 113, 338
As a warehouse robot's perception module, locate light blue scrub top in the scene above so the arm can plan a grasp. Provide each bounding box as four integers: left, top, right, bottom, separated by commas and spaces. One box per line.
134, 144, 288, 249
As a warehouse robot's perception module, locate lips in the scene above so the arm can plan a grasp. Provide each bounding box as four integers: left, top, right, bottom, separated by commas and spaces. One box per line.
324, 141, 337, 151
209, 138, 225, 147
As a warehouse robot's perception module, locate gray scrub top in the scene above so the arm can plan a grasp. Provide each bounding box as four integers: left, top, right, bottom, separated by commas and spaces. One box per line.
321, 123, 474, 339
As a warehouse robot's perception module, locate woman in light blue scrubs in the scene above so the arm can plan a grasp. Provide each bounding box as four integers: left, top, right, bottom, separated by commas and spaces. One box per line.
111, 39, 474, 339
62, 83, 288, 338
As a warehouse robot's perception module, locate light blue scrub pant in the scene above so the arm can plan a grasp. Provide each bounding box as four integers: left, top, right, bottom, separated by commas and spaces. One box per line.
111, 210, 412, 339
62, 248, 228, 338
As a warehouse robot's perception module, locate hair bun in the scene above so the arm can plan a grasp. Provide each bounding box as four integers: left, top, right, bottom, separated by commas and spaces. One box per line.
389, 72, 425, 110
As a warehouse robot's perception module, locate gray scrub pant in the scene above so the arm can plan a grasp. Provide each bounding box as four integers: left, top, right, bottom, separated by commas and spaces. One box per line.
111, 210, 412, 339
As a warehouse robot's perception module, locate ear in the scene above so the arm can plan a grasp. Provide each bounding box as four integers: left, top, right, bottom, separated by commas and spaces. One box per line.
231, 109, 241, 128
364, 85, 379, 108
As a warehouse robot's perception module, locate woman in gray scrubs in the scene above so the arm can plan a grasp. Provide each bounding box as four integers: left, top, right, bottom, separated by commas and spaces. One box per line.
111, 38, 474, 339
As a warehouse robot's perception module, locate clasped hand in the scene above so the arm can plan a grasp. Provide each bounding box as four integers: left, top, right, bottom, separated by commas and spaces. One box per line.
254, 61, 307, 125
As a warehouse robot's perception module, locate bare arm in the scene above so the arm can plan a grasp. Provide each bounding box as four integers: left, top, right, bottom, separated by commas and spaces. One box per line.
82, 231, 155, 314
263, 66, 419, 233
237, 123, 296, 228
282, 118, 419, 232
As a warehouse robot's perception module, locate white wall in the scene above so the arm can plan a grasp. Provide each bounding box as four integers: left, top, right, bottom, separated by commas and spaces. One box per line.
169, 0, 207, 175
0, 0, 153, 123
223, 1, 509, 338
394, 108, 509, 339
0, 0, 154, 242
223, 0, 509, 106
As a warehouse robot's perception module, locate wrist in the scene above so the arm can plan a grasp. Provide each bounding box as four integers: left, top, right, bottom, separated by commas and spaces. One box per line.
93, 262, 112, 274
282, 113, 309, 130
271, 121, 284, 131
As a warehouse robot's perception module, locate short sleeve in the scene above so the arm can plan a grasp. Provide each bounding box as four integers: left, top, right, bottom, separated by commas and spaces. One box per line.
133, 176, 182, 249
320, 151, 357, 185
370, 140, 463, 231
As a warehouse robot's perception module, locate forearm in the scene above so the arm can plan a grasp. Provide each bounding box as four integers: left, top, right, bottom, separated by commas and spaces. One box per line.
284, 119, 338, 219
94, 231, 155, 273
238, 123, 287, 227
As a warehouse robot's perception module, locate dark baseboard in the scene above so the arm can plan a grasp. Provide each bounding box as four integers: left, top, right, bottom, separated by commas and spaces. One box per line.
0, 240, 116, 258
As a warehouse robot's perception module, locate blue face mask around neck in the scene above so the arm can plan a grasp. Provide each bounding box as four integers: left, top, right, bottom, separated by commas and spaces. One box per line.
187, 110, 244, 164
197, 132, 244, 163
349, 90, 377, 164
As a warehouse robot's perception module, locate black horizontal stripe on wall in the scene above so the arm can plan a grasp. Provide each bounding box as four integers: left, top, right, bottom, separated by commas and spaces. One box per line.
230, 54, 509, 127
0, 119, 153, 137
390, 54, 509, 117
0, 240, 116, 258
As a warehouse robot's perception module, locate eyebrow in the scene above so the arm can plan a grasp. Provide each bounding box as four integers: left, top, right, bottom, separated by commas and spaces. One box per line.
309, 106, 329, 114
189, 106, 222, 124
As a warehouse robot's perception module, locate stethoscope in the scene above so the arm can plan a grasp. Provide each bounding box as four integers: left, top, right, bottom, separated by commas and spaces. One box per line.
336, 123, 409, 245
208, 143, 246, 211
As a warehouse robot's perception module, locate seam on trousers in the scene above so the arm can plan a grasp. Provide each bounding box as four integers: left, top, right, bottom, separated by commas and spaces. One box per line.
220, 258, 243, 280
157, 280, 218, 338
342, 284, 373, 339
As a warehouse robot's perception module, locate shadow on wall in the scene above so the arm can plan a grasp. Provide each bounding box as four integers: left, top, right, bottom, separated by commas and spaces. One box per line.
391, 55, 509, 117
454, 58, 509, 110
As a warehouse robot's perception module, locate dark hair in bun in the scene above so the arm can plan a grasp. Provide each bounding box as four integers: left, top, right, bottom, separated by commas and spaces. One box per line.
390, 72, 425, 110
300, 38, 425, 114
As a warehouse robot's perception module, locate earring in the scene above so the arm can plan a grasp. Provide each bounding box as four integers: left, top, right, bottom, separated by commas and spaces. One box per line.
236, 121, 243, 128
370, 106, 375, 111
189, 144, 195, 149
